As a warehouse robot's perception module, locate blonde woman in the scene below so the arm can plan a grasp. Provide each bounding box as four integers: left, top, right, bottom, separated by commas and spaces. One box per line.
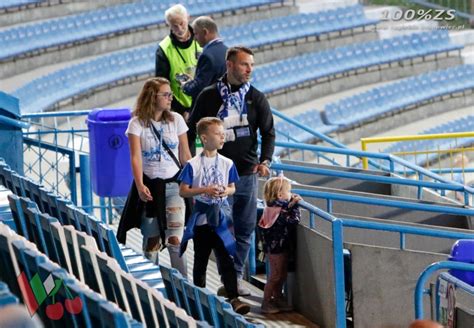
117, 77, 191, 277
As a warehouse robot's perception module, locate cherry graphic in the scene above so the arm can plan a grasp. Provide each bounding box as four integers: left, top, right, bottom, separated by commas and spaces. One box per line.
64, 296, 83, 314
46, 302, 64, 320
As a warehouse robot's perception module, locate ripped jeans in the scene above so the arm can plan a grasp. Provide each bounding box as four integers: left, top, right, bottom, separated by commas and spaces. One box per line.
141, 182, 187, 276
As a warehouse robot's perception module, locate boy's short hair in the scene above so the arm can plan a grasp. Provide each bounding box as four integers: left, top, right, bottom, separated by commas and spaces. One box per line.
196, 117, 224, 138
263, 176, 291, 204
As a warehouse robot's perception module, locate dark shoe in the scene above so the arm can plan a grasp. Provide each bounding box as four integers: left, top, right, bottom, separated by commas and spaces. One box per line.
261, 301, 280, 314
273, 297, 293, 312
217, 285, 227, 297
230, 298, 251, 315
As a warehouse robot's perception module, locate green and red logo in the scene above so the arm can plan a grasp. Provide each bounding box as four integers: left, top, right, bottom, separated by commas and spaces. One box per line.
17, 271, 83, 320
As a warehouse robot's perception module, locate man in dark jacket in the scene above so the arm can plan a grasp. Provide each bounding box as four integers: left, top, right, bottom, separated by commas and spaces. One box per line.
181, 16, 227, 104
155, 4, 202, 116
188, 46, 275, 295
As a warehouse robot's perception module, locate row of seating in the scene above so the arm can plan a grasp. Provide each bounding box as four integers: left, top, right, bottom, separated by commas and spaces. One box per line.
0, 162, 148, 274
252, 30, 462, 94
0, 222, 146, 327
159, 265, 262, 327
0, 0, 43, 10
0, 0, 282, 60
220, 4, 378, 48
382, 115, 474, 167
323, 64, 474, 127
0, 160, 261, 327
12, 5, 377, 114
14, 29, 461, 114
10, 197, 206, 327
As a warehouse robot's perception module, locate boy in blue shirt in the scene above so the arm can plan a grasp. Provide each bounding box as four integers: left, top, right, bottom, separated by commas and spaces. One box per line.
179, 117, 250, 314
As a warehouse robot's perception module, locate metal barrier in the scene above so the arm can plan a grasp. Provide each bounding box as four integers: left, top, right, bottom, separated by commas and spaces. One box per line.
297, 199, 474, 327
274, 140, 474, 205
360, 132, 474, 201
21, 110, 122, 223
414, 261, 474, 319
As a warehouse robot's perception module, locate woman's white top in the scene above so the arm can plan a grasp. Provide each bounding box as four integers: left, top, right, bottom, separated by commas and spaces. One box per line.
125, 112, 188, 179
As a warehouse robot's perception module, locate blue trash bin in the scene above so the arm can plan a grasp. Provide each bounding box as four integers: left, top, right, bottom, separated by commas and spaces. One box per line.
448, 239, 474, 286
87, 109, 132, 197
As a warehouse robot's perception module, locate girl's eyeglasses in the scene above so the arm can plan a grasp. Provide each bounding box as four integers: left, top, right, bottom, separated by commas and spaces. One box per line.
157, 92, 173, 98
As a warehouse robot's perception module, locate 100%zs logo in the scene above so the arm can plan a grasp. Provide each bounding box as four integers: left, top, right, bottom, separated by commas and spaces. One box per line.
381, 9, 456, 21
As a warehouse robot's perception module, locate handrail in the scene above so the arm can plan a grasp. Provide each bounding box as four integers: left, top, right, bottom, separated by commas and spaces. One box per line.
22, 110, 92, 118
272, 162, 463, 192
271, 109, 346, 149
414, 261, 474, 319
293, 188, 474, 216
342, 218, 474, 240
0, 115, 30, 129
274, 140, 474, 194
298, 200, 347, 328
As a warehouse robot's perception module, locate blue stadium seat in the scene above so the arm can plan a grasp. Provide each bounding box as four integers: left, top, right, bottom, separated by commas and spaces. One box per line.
182, 279, 205, 320
196, 287, 219, 326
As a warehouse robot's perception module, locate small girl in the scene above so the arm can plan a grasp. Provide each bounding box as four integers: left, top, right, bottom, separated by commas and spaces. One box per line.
258, 176, 301, 314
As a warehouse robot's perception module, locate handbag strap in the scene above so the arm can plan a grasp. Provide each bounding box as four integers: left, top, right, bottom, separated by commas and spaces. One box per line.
150, 122, 182, 169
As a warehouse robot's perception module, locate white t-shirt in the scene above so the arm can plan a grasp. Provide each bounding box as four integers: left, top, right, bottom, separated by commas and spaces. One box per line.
125, 112, 188, 179
179, 153, 239, 225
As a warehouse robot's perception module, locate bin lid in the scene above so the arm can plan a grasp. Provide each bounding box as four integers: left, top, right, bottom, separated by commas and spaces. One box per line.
449, 239, 474, 262
88, 108, 131, 122
0, 91, 20, 119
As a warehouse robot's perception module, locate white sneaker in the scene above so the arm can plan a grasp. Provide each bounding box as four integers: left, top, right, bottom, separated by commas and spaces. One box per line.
237, 279, 251, 296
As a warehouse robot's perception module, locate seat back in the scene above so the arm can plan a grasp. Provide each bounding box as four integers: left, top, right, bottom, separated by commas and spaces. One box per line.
159, 264, 179, 305
195, 287, 219, 326
49, 221, 73, 274
7, 194, 29, 239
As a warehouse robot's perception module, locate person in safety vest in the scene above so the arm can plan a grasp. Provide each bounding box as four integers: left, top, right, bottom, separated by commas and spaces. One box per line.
155, 4, 202, 119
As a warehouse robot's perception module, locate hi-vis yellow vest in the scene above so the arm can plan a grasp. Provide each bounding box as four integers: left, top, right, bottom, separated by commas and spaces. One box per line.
159, 36, 202, 109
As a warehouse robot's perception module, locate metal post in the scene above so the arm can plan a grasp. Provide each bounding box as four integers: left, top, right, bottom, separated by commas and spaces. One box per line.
69, 150, 77, 205
332, 219, 347, 328
79, 154, 92, 214
100, 197, 106, 223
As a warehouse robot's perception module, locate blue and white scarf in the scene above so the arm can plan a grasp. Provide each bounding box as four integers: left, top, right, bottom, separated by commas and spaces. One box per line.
216, 79, 251, 120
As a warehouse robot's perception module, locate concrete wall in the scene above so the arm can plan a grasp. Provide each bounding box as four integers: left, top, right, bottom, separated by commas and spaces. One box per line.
0, 4, 296, 78
349, 244, 447, 328
294, 224, 337, 328
281, 159, 392, 194
269, 55, 462, 110
296, 183, 471, 230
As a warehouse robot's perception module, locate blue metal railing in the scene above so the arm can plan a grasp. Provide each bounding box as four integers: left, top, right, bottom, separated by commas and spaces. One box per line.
272, 140, 474, 205
297, 199, 474, 326
414, 261, 474, 319
298, 200, 347, 328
